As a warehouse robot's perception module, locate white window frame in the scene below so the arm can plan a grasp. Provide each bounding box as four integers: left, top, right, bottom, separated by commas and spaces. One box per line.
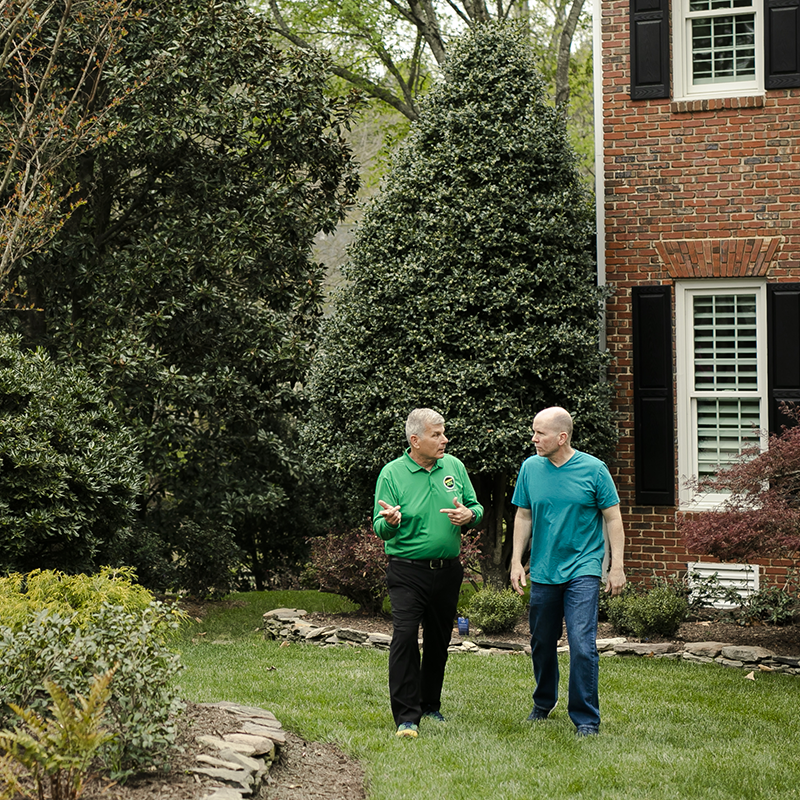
673, 0, 764, 100
676, 279, 768, 509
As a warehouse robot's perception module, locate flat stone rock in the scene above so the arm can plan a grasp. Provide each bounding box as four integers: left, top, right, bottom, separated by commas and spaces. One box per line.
368, 632, 392, 647
775, 655, 800, 667
596, 638, 627, 651
214, 703, 278, 722
614, 642, 681, 656
217, 748, 266, 773
197, 735, 256, 755
240, 722, 286, 744
684, 641, 730, 658
305, 626, 337, 639
721, 645, 775, 662
202, 788, 245, 800
262, 608, 307, 621
472, 639, 525, 651
223, 733, 277, 756
191, 766, 253, 792
336, 627, 369, 643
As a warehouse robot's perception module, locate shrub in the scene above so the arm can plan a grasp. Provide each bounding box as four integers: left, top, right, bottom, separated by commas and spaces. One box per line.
0, 571, 184, 780
0, 567, 154, 631
606, 586, 688, 638
305, 527, 388, 615
729, 579, 799, 627
466, 587, 526, 635
0, 334, 144, 575
0, 669, 115, 800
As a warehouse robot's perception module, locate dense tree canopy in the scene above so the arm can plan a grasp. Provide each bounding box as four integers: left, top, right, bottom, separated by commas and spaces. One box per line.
304, 23, 614, 586
0, 0, 359, 591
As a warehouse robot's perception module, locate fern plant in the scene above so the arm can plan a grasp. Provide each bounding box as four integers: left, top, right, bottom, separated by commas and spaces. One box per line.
0, 668, 115, 800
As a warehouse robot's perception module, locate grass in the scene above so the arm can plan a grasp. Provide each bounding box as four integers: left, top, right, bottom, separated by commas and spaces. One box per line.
175, 592, 800, 800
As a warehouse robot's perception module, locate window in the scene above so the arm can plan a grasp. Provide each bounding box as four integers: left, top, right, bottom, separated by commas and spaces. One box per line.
673, 0, 763, 98
630, 0, 800, 100
676, 281, 768, 508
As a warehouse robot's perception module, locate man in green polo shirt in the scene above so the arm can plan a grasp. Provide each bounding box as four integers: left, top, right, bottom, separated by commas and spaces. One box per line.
374, 408, 483, 738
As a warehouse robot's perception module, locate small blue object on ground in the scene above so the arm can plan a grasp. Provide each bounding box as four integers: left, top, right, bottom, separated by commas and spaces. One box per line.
575, 725, 599, 737
422, 710, 446, 723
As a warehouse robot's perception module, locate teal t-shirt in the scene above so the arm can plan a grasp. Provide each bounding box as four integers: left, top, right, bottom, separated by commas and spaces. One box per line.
511, 450, 619, 584
373, 450, 483, 560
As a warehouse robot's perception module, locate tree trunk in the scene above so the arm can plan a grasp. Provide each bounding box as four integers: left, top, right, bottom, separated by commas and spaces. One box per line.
474, 470, 515, 589
555, 0, 585, 108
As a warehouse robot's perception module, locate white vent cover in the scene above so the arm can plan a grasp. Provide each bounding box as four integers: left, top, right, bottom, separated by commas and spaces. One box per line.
687, 562, 760, 608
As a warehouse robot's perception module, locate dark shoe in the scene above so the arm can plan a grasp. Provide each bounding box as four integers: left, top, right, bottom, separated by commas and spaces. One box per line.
575, 725, 599, 737
527, 704, 555, 721
422, 710, 446, 723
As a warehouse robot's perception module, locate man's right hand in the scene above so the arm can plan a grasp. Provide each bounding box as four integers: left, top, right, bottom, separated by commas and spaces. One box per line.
377, 499, 401, 527
510, 561, 527, 596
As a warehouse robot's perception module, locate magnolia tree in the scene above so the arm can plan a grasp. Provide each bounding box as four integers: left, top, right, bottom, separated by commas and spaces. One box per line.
303, 23, 615, 587
681, 411, 800, 564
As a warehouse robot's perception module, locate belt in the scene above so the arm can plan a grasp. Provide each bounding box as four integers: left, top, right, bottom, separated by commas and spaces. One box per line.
388, 555, 460, 570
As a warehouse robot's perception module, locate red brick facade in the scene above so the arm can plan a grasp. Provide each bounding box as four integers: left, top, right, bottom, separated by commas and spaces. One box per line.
600, 0, 800, 584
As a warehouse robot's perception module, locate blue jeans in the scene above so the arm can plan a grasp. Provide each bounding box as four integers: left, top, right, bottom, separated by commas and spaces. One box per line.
528, 575, 601, 729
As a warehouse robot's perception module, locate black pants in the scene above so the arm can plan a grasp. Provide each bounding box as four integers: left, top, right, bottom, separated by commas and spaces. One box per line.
385, 557, 464, 726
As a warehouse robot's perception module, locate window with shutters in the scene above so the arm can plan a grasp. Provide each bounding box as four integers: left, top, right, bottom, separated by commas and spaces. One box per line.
673, 0, 763, 98
676, 280, 768, 508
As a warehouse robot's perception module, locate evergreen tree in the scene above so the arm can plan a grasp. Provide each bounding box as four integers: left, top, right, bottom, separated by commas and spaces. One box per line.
1, 0, 359, 591
304, 22, 615, 587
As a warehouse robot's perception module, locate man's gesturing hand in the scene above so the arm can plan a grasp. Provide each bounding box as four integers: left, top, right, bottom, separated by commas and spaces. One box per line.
378, 499, 401, 527
439, 498, 474, 526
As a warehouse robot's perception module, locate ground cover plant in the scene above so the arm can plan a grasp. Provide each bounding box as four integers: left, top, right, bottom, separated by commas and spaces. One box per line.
175, 592, 800, 800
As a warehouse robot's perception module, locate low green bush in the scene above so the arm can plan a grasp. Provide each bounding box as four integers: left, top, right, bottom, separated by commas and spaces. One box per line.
606, 586, 688, 638
466, 587, 526, 635
0, 570, 185, 780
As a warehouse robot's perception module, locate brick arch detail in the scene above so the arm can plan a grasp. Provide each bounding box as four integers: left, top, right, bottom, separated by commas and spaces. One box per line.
655, 237, 782, 279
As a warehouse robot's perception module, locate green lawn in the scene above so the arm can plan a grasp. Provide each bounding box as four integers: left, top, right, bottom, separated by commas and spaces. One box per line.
175, 592, 800, 800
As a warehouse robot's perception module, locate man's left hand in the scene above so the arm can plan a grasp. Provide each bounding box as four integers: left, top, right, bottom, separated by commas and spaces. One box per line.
440, 498, 474, 526
605, 566, 626, 596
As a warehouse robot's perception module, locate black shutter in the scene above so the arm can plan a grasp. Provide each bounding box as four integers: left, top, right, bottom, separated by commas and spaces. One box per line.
766, 0, 800, 89
767, 283, 800, 431
630, 0, 670, 99
632, 286, 675, 506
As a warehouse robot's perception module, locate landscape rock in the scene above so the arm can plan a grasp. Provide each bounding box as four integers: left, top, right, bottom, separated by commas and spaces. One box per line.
684, 641, 729, 658
720, 645, 775, 662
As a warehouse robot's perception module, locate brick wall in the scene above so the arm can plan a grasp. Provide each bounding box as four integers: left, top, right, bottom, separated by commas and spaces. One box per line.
601, 0, 800, 582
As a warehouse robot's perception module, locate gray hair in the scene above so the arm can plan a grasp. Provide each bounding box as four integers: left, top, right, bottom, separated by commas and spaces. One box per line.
405, 408, 444, 444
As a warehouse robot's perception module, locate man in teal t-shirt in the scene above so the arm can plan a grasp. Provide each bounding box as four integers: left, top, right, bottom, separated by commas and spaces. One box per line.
374, 408, 483, 738
510, 407, 626, 737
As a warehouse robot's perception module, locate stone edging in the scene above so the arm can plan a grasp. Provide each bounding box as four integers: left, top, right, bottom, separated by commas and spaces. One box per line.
192, 701, 286, 800
263, 608, 800, 677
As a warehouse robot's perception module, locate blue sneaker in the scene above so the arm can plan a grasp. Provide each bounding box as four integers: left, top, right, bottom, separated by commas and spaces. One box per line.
422, 710, 446, 723
396, 722, 419, 738
575, 725, 599, 738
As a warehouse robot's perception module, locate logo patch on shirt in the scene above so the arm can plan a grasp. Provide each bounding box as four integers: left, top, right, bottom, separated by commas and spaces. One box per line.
443, 475, 455, 490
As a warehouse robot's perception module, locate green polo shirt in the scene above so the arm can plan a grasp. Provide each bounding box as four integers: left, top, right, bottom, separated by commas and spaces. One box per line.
372, 450, 483, 560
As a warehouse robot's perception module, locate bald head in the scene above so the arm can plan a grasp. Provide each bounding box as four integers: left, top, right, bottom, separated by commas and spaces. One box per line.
534, 407, 573, 440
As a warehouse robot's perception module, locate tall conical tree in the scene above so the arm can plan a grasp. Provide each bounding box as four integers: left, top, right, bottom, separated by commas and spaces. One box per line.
304, 22, 615, 587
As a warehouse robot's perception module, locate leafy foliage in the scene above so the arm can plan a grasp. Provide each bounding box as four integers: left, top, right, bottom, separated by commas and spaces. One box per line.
0, 336, 143, 575
605, 585, 688, 638
1, 0, 360, 591
0, 669, 115, 800
304, 23, 614, 585
681, 407, 800, 564
0, 567, 154, 631
466, 587, 526, 634
304, 526, 389, 614
0, 0, 136, 277
0, 571, 184, 779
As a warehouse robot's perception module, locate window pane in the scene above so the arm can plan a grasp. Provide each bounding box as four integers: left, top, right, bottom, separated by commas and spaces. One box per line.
691, 14, 756, 84
697, 398, 761, 478
693, 294, 757, 390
